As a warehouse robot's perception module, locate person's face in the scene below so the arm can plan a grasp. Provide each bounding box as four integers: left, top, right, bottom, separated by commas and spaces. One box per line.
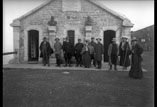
78, 40, 81, 43
112, 41, 116, 44
44, 38, 47, 41
123, 38, 127, 42
66, 39, 69, 42
97, 39, 100, 43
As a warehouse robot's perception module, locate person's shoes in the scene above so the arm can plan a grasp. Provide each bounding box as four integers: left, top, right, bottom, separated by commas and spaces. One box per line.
123, 67, 127, 70
43, 64, 46, 66
64, 64, 67, 67
69, 64, 72, 67
96, 67, 101, 69
114, 68, 117, 71
76, 64, 78, 67
108, 68, 112, 71
48, 65, 50, 67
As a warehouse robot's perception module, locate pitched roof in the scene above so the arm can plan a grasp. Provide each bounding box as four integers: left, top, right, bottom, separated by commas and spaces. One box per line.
11, 0, 133, 27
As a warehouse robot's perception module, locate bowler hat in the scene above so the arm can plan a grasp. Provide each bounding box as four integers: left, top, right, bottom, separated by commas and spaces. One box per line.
112, 38, 116, 41
43, 37, 47, 40
96, 38, 101, 40
91, 37, 94, 39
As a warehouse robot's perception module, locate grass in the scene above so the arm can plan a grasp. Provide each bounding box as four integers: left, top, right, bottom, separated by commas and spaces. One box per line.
3, 51, 154, 107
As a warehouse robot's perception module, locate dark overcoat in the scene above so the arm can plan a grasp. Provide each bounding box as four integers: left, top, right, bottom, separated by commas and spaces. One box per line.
74, 43, 84, 54
119, 42, 131, 67
39, 41, 52, 58
63, 41, 74, 55
95, 42, 104, 61
90, 41, 97, 53
129, 43, 143, 79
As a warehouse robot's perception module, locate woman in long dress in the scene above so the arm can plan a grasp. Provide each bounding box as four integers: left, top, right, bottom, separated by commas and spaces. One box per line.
119, 36, 131, 70
81, 40, 91, 68
129, 37, 143, 79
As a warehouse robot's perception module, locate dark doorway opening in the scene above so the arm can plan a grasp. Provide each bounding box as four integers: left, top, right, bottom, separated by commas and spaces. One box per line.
67, 30, 75, 46
103, 30, 116, 62
28, 30, 39, 61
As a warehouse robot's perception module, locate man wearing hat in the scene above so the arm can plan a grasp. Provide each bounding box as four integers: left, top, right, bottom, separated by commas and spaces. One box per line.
54, 37, 62, 67
119, 36, 131, 70
89, 37, 97, 67
39, 37, 52, 67
129, 37, 143, 79
108, 38, 119, 71
95, 37, 104, 69
74, 38, 84, 67
62, 37, 74, 67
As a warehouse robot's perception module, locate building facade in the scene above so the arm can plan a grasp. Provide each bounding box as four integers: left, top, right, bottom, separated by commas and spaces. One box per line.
10, 0, 133, 63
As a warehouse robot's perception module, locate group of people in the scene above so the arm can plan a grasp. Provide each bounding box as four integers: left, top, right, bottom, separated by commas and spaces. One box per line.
53, 37, 104, 69
40, 35, 144, 79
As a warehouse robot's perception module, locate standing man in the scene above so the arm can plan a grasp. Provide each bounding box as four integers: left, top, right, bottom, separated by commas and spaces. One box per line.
54, 38, 62, 67
62, 37, 74, 67
119, 36, 131, 70
74, 39, 84, 67
108, 38, 119, 71
89, 37, 97, 67
95, 38, 104, 69
39, 37, 51, 67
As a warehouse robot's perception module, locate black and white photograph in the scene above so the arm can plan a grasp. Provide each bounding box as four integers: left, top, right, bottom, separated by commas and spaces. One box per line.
3, 0, 154, 107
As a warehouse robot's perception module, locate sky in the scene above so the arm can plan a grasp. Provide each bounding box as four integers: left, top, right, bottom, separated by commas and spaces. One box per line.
3, 0, 154, 64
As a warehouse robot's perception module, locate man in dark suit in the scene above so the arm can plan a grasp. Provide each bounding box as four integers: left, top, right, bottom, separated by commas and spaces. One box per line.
62, 37, 74, 67
39, 37, 51, 67
95, 38, 104, 69
74, 39, 84, 67
89, 37, 97, 67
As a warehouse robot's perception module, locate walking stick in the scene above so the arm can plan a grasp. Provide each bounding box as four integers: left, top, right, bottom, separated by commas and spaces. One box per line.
123, 44, 128, 68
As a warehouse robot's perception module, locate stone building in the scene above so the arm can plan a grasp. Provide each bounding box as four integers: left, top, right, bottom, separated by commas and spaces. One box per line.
10, 0, 133, 63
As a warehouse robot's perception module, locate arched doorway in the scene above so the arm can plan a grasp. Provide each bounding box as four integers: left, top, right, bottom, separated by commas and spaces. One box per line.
67, 30, 75, 46
28, 30, 39, 61
103, 30, 116, 62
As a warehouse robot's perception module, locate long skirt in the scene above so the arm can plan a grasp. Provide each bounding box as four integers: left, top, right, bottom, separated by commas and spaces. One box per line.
82, 51, 91, 67
120, 52, 130, 67
129, 54, 143, 79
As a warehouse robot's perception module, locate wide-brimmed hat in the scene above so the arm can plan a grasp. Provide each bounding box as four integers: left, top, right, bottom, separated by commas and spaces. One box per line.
121, 36, 128, 39
55, 38, 60, 41
66, 37, 69, 40
96, 37, 101, 40
85, 39, 90, 43
131, 37, 137, 41
112, 38, 116, 41
91, 37, 94, 39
